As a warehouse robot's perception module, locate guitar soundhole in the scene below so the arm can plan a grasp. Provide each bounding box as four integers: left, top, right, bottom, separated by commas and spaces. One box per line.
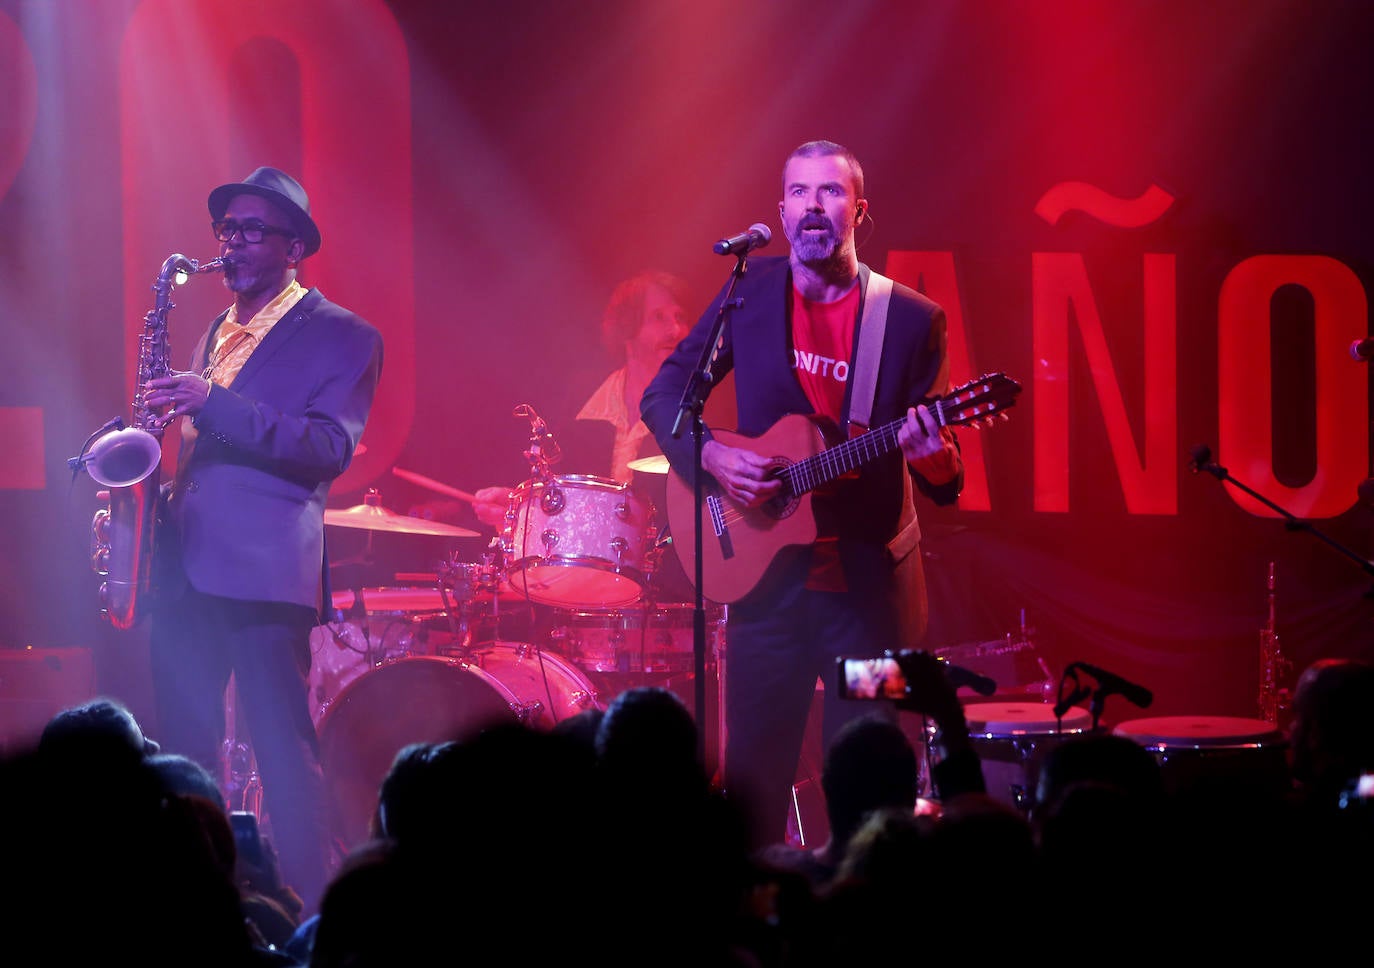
761, 459, 799, 520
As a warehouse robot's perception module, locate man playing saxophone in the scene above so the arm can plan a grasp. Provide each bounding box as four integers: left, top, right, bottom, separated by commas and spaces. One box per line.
141, 166, 383, 918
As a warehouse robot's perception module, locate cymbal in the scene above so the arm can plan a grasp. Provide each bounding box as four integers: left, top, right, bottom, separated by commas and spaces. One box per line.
324, 495, 479, 538
627, 454, 670, 475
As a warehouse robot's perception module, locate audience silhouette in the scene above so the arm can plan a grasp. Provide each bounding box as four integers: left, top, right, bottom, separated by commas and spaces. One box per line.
7, 701, 289, 966
147, 750, 305, 953
10, 656, 1374, 966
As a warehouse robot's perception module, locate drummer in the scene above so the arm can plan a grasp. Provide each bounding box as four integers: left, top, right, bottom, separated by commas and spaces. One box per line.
467, 270, 726, 602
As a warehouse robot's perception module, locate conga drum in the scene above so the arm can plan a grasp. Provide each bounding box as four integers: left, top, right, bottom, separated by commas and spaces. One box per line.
955, 701, 1095, 813
1112, 715, 1290, 800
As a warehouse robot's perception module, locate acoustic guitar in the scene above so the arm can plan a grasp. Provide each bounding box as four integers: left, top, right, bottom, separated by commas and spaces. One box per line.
664, 372, 1022, 604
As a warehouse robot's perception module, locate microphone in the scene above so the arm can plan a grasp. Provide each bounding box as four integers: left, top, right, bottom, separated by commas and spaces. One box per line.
713, 222, 772, 256
940, 661, 997, 697
1188, 443, 1225, 479
514, 403, 561, 470
67, 416, 126, 474
1351, 337, 1374, 362
1073, 661, 1154, 709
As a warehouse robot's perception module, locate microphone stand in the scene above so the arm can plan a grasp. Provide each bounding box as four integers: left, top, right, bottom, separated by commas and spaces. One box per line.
671, 252, 751, 767
1190, 444, 1374, 585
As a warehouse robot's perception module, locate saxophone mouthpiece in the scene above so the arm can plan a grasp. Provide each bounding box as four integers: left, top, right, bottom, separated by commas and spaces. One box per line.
194, 257, 226, 273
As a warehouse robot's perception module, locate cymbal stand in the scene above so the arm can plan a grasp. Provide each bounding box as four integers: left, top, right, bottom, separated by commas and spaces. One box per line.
222, 672, 263, 817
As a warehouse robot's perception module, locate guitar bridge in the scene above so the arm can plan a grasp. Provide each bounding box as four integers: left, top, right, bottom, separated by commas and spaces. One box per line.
706, 493, 725, 538
706, 493, 735, 560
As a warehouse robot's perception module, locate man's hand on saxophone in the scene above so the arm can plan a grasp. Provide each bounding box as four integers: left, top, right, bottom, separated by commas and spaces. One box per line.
144, 370, 212, 429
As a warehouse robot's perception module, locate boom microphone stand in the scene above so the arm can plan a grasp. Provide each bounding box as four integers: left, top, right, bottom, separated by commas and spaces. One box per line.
1189, 444, 1374, 583
670, 252, 752, 767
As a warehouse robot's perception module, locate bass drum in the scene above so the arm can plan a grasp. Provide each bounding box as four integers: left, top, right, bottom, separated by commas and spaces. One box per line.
318, 646, 602, 852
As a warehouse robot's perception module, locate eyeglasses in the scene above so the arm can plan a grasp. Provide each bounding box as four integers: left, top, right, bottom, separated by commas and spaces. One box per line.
211, 218, 296, 244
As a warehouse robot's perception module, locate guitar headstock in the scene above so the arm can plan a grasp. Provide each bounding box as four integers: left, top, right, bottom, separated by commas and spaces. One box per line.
934, 372, 1022, 429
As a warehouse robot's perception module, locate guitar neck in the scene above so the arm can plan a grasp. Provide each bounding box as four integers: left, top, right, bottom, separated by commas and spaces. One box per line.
775, 374, 1016, 499
781, 415, 909, 497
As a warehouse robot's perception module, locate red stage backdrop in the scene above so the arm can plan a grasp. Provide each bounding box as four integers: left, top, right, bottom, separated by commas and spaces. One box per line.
0, 0, 1370, 727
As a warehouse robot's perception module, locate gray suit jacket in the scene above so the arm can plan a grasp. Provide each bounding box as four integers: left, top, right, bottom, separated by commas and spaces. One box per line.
158, 288, 383, 618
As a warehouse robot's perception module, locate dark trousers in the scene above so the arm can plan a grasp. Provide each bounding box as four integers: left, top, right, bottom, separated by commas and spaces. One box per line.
149, 585, 332, 916
722, 552, 900, 850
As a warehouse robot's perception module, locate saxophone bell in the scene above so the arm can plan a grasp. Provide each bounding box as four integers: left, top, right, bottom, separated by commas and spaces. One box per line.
84, 425, 163, 488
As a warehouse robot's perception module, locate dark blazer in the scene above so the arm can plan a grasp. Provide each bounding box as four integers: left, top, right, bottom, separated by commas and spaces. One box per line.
639, 256, 960, 646
159, 288, 383, 616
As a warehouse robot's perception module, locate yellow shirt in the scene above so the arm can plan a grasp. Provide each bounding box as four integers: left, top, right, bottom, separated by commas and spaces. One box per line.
184, 280, 307, 447
204, 279, 308, 387
576, 366, 652, 483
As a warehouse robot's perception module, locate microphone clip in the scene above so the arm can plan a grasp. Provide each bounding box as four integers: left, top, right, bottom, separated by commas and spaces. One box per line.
1052, 663, 1091, 720
514, 403, 560, 481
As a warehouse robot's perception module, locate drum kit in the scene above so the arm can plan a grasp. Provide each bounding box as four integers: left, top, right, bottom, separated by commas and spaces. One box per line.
311, 458, 724, 849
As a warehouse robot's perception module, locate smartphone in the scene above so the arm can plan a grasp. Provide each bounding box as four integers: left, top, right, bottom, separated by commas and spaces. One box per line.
230, 810, 266, 869
836, 653, 909, 700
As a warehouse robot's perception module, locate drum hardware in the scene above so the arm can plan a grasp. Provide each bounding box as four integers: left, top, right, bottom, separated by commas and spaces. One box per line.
548, 601, 725, 676
934, 608, 1055, 702
540, 487, 565, 515
433, 544, 524, 653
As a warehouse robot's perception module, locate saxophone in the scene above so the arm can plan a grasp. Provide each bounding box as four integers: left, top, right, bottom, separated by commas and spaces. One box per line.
88, 253, 223, 629
1257, 560, 1293, 725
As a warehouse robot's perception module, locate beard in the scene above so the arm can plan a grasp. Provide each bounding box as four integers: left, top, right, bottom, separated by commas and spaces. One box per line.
223, 261, 255, 293
788, 214, 846, 265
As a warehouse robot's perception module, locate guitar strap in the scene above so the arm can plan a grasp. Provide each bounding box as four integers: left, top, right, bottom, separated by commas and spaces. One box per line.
848, 269, 921, 563
847, 268, 893, 434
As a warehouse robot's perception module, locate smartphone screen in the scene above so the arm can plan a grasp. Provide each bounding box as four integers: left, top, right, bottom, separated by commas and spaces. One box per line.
837, 655, 908, 700
230, 810, 265, 868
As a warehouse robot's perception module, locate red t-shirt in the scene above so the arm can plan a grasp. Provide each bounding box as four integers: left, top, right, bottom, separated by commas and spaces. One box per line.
790, 284, 860, 591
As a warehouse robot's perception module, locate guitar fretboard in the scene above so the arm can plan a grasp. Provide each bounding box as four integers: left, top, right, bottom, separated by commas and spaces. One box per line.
781, 417, 908, 496
775, 373, 1016, 499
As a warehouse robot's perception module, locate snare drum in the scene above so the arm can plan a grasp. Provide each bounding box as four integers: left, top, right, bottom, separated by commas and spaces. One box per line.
548, 602, 726, 675
957, 701, 1095, 812
505, 475, 653, 608
318, 645, 602, 850
1112, 716, 1290, 799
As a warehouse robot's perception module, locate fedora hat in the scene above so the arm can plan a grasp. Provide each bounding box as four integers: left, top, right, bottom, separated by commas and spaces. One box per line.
208, 166, 322, 257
